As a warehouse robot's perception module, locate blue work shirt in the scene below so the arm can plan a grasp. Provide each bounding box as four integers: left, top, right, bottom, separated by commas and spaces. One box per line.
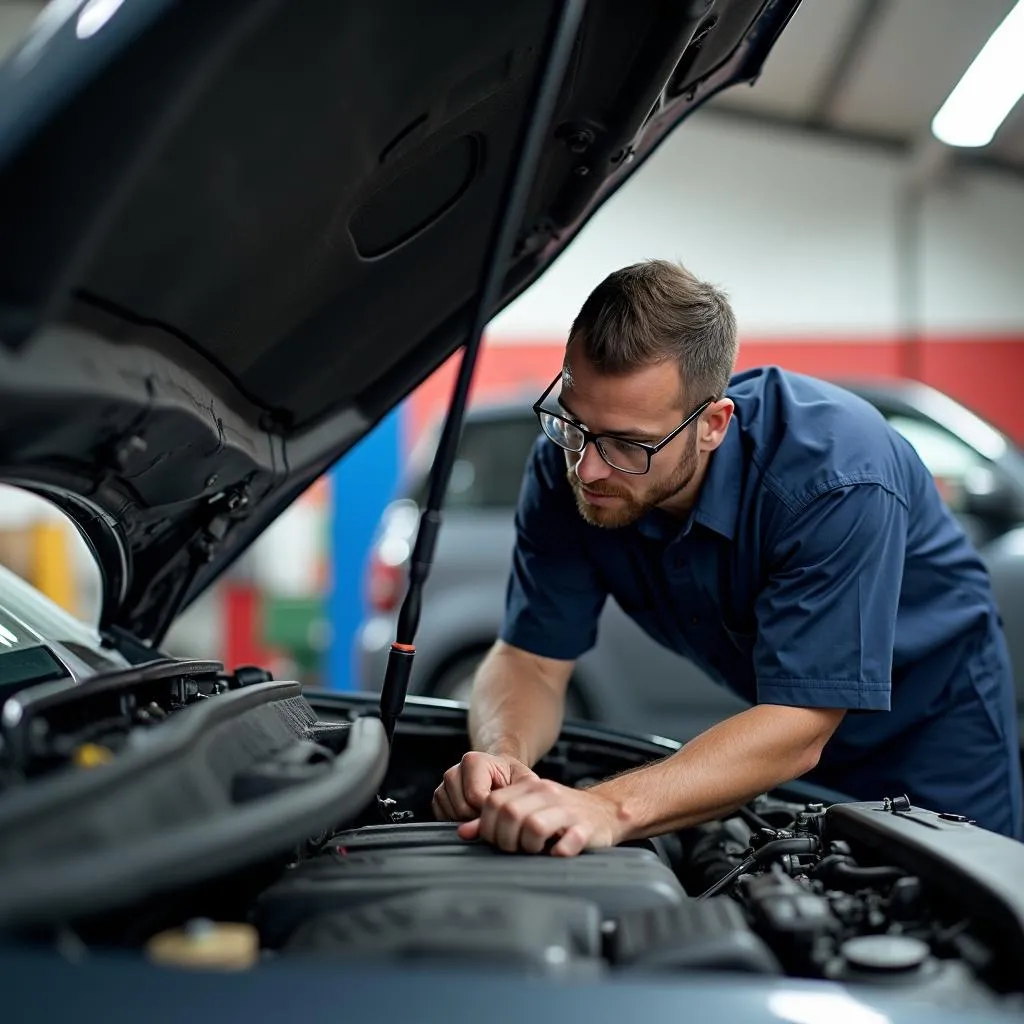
501, 366, 1023, 837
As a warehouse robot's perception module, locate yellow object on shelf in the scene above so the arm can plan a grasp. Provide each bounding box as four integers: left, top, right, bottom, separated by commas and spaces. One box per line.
28, 520, 75, 613
72, 744, 114, 769
146, 920, 260, 971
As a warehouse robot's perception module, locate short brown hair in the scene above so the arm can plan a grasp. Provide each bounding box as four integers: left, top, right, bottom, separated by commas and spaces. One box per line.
568, 260, 738, 402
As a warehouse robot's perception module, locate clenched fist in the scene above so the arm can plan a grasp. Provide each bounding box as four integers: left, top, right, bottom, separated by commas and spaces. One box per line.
432, 751, 537, 822
458, 776, 627, 856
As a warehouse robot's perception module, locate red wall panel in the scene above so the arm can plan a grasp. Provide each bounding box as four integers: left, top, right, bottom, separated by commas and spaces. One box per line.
406, 335, 1024, 449
916, 337, 1024, 442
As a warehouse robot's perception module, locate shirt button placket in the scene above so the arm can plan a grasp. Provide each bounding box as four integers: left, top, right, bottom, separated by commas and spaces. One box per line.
666, 547, 700, 635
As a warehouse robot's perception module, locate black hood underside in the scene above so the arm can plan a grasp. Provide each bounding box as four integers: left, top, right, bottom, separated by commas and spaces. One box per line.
0, 0, 799, 642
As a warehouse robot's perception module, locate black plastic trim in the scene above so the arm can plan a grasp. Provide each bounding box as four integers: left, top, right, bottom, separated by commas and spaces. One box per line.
0, 684, 389, 928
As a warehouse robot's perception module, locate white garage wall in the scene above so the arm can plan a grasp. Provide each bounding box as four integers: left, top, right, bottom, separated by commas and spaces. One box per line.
921, 169, 1024, 333
490, 114, 1024, 341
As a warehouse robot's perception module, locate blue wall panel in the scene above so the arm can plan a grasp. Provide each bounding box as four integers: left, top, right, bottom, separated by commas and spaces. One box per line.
327, 406, 401, 691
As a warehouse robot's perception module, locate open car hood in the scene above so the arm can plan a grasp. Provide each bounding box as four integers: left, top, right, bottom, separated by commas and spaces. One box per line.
0, 0, 799, 643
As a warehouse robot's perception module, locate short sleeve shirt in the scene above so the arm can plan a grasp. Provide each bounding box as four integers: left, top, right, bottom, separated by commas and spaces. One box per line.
500, 366, 1019, 830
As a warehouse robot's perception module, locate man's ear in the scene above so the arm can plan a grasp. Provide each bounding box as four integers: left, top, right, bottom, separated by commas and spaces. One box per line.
699, 399, 734, 452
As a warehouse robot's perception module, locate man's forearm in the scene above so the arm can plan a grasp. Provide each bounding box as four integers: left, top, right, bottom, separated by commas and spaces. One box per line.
468, 645, 566, 767
592, 703, 846, 841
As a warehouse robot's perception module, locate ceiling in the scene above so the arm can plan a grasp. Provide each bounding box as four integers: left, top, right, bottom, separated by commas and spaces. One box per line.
705, 0, 1024, 176
1, 0, 1021, 177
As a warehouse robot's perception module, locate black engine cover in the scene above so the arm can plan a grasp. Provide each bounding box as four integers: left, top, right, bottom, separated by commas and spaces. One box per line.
286, 887, 603, 973
255, 822, 685, 949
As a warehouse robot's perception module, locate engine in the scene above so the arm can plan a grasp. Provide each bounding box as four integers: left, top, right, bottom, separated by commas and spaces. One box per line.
2, 672, 1023, 1016
673, 796, 1009, 1006
236, 797, 1008, 1012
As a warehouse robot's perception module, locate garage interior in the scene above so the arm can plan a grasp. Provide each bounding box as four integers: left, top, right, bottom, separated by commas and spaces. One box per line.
1, 0, 1024, 1011
0, 1, 1019, 702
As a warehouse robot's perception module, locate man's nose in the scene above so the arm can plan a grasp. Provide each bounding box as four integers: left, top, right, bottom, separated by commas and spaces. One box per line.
575, 443, 612, 484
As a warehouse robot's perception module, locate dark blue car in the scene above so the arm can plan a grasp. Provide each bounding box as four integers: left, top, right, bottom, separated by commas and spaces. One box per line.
2, 2, 1023, 1022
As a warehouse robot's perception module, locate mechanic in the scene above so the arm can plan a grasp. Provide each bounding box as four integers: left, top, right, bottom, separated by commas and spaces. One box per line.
432, 259, 1024, 850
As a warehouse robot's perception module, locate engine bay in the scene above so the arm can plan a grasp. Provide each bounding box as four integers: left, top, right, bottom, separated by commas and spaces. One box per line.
1, 666, 1023, 1014
251, 810, 1004, 1010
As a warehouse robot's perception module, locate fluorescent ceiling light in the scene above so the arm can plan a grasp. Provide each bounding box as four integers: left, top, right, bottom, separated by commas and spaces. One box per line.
931, 0, 1024, 148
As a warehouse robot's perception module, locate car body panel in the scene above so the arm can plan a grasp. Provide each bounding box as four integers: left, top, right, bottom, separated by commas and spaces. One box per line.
9, 945, 1021, 1024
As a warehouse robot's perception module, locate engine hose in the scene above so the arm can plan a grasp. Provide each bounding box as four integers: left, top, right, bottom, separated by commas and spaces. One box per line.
811, 856, 905, 890
736, 804, 774, 833
698, 836, 819, 899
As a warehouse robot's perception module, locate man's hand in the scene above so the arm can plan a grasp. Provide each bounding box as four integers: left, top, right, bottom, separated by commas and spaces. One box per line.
432, 751, 538, 822
458, 777, 627, 856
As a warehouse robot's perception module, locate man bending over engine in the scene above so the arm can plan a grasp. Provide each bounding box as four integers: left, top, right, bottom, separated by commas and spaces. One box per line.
433, 259, 1022, 850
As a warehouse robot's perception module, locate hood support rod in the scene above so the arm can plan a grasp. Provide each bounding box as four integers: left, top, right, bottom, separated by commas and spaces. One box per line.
378, 0, 588, 746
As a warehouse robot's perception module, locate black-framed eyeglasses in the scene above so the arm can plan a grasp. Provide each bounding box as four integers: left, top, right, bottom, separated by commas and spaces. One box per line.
531, 372, 714, 476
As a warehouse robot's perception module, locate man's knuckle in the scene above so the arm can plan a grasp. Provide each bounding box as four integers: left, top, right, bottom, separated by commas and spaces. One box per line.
523, 813, 548, 836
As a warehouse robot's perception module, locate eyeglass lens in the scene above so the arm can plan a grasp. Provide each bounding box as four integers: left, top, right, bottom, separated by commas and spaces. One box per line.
538, 411, 649, 473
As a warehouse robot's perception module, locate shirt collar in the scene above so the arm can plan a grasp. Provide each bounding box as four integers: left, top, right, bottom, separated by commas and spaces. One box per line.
634, 417, 742, 543
693, 417, 742, 541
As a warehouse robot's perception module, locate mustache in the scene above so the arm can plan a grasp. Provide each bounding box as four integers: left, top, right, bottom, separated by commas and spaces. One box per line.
568, 474, 631, 500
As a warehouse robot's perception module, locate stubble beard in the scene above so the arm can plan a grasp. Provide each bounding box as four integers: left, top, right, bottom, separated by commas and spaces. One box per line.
566, 445, 699, 528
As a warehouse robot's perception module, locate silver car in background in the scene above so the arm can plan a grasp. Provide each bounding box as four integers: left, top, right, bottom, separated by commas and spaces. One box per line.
359, 378, 1024, 753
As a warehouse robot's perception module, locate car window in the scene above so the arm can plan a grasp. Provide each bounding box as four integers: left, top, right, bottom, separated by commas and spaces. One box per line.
0, 562, 109, 661
886, 414, 1014, 520
886, 414, 991, 484
0, 609, 70, 692
412, 414, 541, 510
0, 485, 127, 692
0, 564, 124, 694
